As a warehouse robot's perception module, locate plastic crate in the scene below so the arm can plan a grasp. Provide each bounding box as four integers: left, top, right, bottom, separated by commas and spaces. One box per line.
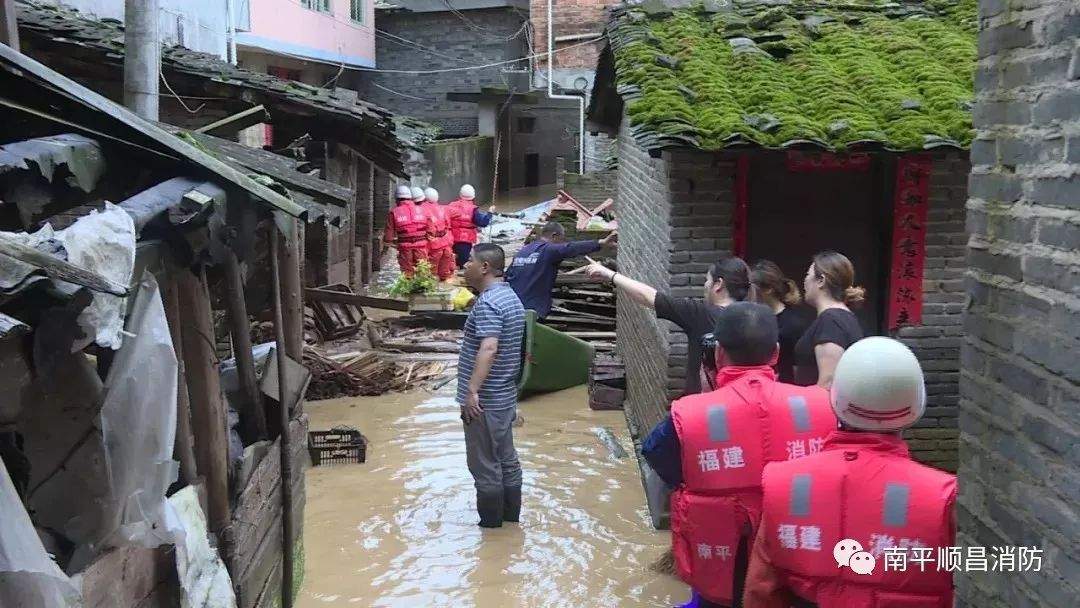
308, 427, 367, 466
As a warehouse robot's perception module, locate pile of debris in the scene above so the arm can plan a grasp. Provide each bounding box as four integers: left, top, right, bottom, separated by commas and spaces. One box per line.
303, 347, 449, 400
546, 275, 616, 351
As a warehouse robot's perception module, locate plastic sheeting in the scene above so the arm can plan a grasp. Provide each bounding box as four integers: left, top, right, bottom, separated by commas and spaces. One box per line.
97, 272, 180, 550
170, 486, 237, 608
0, 457, 82, 607
0, 203, 135, 350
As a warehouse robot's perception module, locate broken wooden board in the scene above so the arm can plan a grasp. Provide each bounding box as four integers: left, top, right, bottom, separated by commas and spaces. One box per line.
307, 283, 365, 340
304, 287, 409, 312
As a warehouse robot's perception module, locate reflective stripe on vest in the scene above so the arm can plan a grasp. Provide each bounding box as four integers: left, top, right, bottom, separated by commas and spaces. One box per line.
761, 444, 956, 606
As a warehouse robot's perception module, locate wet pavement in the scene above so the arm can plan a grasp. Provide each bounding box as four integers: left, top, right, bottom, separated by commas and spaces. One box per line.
298, 386, 685, 607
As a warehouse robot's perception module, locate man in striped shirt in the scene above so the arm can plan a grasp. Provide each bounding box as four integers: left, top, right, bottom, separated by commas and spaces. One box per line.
458, 243, 526, 528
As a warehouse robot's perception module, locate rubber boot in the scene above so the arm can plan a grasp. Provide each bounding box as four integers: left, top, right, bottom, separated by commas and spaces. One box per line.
503, 485, 522, 523
477, 490, 504, 528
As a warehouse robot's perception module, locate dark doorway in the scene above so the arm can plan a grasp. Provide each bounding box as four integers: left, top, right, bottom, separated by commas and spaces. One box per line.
745, 153, 893, 335
525, 153, 540, 187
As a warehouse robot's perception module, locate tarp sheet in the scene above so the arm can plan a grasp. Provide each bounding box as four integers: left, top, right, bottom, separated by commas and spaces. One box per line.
97, 272, 180, 550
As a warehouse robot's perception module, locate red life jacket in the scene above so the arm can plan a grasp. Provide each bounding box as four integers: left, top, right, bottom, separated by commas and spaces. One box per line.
759, 431, 956, 608
670, 366, 836, 604
448, 199, 478, 244
422, 202, 454, 250
390, 202, 428, 250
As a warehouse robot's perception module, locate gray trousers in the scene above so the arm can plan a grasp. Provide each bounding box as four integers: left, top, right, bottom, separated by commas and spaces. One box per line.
463, 407, 522, 493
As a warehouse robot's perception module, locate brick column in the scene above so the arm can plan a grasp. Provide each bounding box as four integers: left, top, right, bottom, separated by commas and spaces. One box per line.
959, 1, 1080, 606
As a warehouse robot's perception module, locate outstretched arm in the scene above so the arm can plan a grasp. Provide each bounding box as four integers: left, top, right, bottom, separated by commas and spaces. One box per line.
585, 261, 657, 308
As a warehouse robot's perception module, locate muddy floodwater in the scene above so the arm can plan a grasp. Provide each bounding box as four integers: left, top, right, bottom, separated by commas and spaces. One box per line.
298, 386, 686, 607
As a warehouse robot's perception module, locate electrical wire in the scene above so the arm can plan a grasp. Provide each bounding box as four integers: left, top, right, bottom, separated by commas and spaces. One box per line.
160, 71, 206, 114
373, 82, 438, 102
440, 0, 529, 40
349, 36, 603, 75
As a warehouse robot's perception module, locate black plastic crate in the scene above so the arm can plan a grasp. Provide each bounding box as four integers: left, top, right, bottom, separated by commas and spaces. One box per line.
308, 427, 367, 466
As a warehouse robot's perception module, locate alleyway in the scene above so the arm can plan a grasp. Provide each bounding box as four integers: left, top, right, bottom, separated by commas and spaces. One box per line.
298, 386, 684, 607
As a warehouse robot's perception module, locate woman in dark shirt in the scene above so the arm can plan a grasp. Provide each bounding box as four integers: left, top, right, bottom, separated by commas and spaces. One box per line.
794, 251, 865, 387
751, 260, 812, 384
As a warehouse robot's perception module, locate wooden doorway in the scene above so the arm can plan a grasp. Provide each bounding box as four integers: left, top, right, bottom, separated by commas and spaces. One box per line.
745, 153, 893, 334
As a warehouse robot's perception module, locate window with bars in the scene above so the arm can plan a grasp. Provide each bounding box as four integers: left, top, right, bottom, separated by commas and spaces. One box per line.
302, 0, 331, 12
350, 0, 365, 24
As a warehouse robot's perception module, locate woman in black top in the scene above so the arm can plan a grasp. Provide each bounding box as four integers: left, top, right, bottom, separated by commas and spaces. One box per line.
751, 260, 812, 384
794, 251, 865, 387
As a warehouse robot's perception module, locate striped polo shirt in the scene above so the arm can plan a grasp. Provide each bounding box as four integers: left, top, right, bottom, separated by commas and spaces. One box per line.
457, 281, 526, 411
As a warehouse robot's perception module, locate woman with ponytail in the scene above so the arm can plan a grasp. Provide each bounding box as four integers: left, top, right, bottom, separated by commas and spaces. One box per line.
751, 260, 812, 384
794, 251, 865, 388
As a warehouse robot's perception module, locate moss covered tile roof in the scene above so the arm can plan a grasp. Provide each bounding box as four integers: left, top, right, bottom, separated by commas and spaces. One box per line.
602, 0, 977, 152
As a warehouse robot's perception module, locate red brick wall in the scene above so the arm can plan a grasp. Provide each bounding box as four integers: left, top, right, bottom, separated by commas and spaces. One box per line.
530, 0, 609, 70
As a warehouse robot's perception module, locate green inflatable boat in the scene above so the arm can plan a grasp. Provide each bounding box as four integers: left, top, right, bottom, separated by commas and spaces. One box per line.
518, 310, 595, 396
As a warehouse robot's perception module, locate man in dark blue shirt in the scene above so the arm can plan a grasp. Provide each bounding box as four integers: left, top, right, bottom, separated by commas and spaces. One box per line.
505, 221, 616, 319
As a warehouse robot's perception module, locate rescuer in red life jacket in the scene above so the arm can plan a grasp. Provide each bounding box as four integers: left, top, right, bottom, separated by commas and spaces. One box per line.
743, 337, 957, 608
447, 184, 496, 268
641, 302, 837, 608
383, 185, 430, 277
421, 187, 456, 282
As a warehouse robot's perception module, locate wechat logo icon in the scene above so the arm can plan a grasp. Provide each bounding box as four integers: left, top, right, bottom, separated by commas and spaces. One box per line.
834, 539, 876, 575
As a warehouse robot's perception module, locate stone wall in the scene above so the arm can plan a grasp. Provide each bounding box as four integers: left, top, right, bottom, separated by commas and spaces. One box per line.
614, 117, 673, 437
895, 152, 970, 472
958, 1, 1080, 606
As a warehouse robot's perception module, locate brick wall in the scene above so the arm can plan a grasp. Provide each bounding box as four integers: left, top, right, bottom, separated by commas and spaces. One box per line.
615, 119, 736, 434
352, 8, 528, 130
615, 115, 673, 437
530, 0, 608, 70
958, 2, 1080, 607
896, 152, 970, 472
662, 150, 736, 402
560, 168, 616, 207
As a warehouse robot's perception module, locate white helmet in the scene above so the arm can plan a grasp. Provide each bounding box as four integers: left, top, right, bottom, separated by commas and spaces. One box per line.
424, 187, 439, 204
410, 186, 426, 202
395, 185, 412, 200
459, 184, 476, 200
830, 337, 926, 432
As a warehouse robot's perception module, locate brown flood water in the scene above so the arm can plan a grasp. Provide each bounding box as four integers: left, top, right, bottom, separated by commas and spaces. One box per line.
298, 386, 686, 607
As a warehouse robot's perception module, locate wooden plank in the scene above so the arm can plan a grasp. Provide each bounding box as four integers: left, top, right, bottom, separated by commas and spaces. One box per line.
177, 268, 230, 542
223, 249, 268, 441
81, 545, 178, 608
0, 233, 129, 296
163, 272, 198, 485
227, 417, 307, 577
304, 287, 409, 311
195, 104, 268, 136
564, 331, 617, 339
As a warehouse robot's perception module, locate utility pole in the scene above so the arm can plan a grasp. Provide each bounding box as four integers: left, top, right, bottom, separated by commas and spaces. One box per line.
0, 0, 19, 50
123, 0, 160, 120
